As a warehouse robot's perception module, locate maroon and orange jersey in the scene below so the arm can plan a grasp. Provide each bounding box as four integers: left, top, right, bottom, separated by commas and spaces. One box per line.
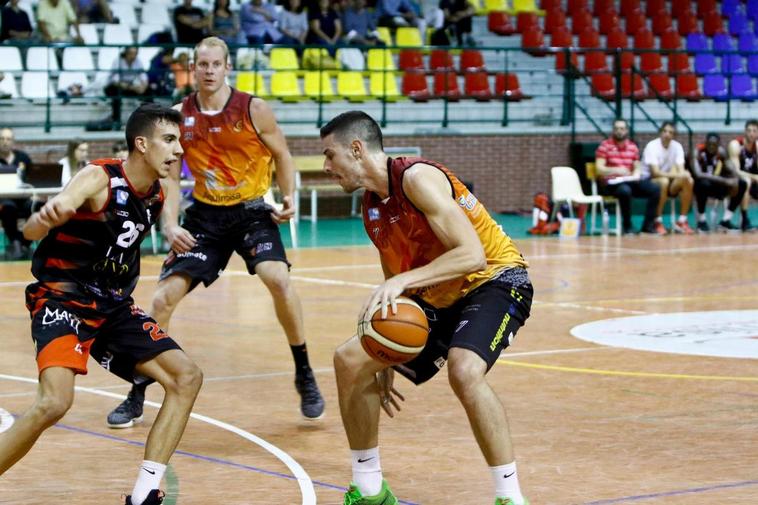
180, 88, 273, 205
30, 159, 164, 305
362, 157, 528, 308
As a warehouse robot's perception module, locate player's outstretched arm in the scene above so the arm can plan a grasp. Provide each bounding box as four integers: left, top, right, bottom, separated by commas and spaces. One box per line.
23, 165, 109, 241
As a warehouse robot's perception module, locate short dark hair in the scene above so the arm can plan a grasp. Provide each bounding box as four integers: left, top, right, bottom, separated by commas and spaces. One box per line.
612, 118, 628, 128
705, 132, 720, 143
746, 119, 758, 130
320, 111, 384, 152
125, 103, 182, 152
660, 120, 676, 132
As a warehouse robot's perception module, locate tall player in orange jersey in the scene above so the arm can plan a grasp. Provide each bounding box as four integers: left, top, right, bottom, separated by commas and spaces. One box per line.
106, 37, 324, 427
321, 111, 533, 505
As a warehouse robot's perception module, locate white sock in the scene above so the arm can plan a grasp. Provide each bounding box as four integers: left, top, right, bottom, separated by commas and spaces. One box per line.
678, 215, 687, 223
698, 213, 706, 223
491, 462, 525, 504
131, 460, 166, 505
351, 448, 383, 496
655, 216, 663, 223
723, 209, 734, 221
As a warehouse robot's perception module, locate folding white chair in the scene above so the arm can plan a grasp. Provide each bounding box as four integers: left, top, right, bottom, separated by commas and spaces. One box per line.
21, 72, 54, 99
25, 47, 59, 71
62, 47, 95, 71
103, 24, 135, 45
551, 166, 608, 236
0, 72, 20, 98
585, 162, 622, 236
0, 47, 23, 71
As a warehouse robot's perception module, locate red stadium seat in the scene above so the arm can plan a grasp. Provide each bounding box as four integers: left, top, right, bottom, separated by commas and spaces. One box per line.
584, 51, 609, 73
459, 50, 485, 72
620, 0, 640, 17
488, 12, 516, 36
606, 26, 628, 49
675, 73, 702, 100
550, 25, 573, 47
429, 50, 454, 71
668, 53, 691, 74
671, 0, 690, 18
402, 71, 430, 101
555, 51, 579, 72
621, 73, 645, 99
697, 0, 717, 19
517, 12, 539, 33
567, 0, 587, 16
593, 0, 614, 16
645, 0, 665, 17
571, 9, 593, 35
495, 72, 528, 100
648, 74, 673, 99
522, 28, 546, 54
625, 9, 646, 36
544, 8, 567, 35
702, 10, 725, 36
652, 10, 673, 35
591, 73, 615, 99
399, 50, 424, 71
433, 71, 461, 100
540, 0, 561, 10
634, 28, 654, 49
618, 51, 635, 70
677, 10, 699, 36
640, 52, 663, 73
598, 11, 621, 35
578, 28, 600, 48
464, 72, 492, 100
660, 28, 682, 50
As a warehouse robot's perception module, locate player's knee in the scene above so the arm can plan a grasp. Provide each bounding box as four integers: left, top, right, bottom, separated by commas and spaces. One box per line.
32, 394, 72, 427
447, 352, 485, 398
262, 271, 290, 298
176, 362, 203, 396
333, 343, 353, 379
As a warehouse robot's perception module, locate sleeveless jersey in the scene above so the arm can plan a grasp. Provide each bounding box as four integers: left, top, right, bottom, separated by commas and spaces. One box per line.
695, 144, 726, 176
180, 88, 273, 205
362, 157, 528, 308
736, 137, 758, 174
31, 159, 164, 305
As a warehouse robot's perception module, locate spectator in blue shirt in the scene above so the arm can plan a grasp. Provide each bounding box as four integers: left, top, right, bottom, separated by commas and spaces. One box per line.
240, 0, 283, 44
342, 0, 384, 46
376, 0, 422, 30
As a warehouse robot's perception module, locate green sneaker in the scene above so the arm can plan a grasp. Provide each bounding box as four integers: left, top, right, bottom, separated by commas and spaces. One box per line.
343, 480, 398, 505
495, 498, 530, 505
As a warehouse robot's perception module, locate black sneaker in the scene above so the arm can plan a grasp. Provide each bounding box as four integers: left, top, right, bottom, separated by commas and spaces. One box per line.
717, 220, 740, 233
125, 489, 164, 505
107, 383, 146, 428
295, 369, 325, 420
742, 216, 755, 232
696, 221, 710, 233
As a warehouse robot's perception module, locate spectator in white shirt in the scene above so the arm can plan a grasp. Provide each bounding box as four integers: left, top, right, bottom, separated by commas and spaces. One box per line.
641, 121, 695, 234
37, 0, 82, 43
104, 47, 149, 128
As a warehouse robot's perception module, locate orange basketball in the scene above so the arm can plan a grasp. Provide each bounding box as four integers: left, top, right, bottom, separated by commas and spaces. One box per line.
359, 296, 430, 365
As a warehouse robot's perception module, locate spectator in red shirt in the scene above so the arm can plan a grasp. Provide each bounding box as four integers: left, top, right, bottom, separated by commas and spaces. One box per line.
595, 119, 660, 235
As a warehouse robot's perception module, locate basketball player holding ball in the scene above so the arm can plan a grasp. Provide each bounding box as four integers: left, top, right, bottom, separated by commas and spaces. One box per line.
320, 111, 534, 505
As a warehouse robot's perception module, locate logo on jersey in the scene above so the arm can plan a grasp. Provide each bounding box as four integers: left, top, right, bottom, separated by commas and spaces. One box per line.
457, 193, 478, 211
116, 190, 129, 205
184, 116, 195, 127
389, 215, 401, 224
209, 127, 222, 133
232, 120, 243, 133
455, 320, 469, 333
115, 210, 130, 218
256, 242, 273, 254
99, 351, 114, 371
433, 357, 446, 369
368, 208, 380, 221
41, 306, 82, 334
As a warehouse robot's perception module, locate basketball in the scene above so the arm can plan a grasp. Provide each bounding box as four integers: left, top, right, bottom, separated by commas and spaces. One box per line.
359, 296, 430, 365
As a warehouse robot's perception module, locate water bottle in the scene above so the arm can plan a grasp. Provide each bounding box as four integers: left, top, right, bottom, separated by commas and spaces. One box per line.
601, 208, 610, 236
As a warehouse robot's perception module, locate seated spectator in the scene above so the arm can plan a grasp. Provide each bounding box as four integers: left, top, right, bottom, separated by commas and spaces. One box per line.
0, 127, 33, 260
342, 0, 384, 46
59, 138, 88, 187
376, 0, 424, 33
641, 121, 695, 234
438, 0, 475, 46
37, 0, 82, 43
148, 45, 175, 97
595, 118, 660, 235
171, 52, 195, 98
240, 0, 286, 45
75, 0, 113, 23
174, 0, 210, 44
104, 47, 149, 128
306, 0, 342, 50
691, 133, 747, 233
731, 119, 758, 230
112, 140, 128, 159
278, 0, 309, 48
1, 0, 34, 42
210, 0, 247, 46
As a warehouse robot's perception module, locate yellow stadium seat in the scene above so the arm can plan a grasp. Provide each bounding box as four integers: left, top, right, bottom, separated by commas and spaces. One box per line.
376, 27, 393, 46
302, 47, 339, 71
269, 48, 299, 71
337, 71, 368, 102
303, 71, 336, 101
485, 0, 507, 11
270, 71, 304, 102
236, 72, 268, 97
366, 49, 396, 71
395, 27, 423, 47
369, 72, 401, 101
507, 0, 545, 15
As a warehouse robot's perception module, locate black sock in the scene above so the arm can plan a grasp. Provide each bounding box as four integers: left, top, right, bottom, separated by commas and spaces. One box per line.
290, 343, 311, 373
742, 209, 749, 220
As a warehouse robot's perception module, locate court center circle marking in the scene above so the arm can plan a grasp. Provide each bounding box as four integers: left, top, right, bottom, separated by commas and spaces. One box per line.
0, 374, 316, 505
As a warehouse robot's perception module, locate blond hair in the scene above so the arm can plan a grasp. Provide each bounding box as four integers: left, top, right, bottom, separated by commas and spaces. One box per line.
193, 36, 230, 63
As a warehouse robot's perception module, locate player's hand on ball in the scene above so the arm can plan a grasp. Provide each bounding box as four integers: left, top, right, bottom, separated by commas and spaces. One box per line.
165, 225, 196, 253
362, 276, 408, 320
376, 368, 404, 418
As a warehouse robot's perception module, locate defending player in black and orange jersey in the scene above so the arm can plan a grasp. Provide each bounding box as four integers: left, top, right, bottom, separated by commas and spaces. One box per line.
0, 104, 202, 505
320, 111, 533, 505
106, 36, 324, 428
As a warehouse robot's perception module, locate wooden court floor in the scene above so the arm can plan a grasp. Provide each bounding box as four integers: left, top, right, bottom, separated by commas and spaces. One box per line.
0, 233, 757, 504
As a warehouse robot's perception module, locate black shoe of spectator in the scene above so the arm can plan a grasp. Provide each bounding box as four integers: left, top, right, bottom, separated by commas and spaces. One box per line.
742, 216, 755, 232
696, 221, 710, 233
717, 220, 740, 233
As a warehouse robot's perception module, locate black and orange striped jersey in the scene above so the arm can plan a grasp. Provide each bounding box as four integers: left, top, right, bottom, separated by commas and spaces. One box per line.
180, 88, 273, 205
30, 159, 164, 305
362, 157, 528, 309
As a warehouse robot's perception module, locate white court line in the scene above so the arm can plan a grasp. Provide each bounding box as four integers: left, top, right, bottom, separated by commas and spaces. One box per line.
0, 407, 14, 433
503, 346, 607, 358
0, 374, 316, 505
534, 300, 648, 315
